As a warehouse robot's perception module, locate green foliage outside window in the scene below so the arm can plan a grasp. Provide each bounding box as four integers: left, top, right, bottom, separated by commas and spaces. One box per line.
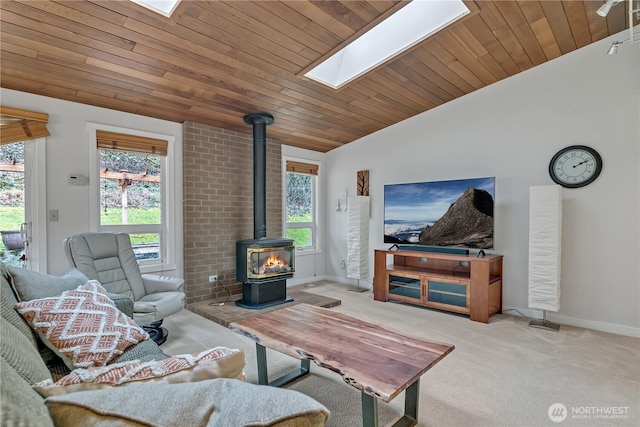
286, 173, 312, 221
286, 228, 312, 247
286, 172, 314, 248
100, 207, 160, 225
0, 143, 25, 257
0, 142, 25, 204
99, 149, 162, 249
99, 149, 161, 214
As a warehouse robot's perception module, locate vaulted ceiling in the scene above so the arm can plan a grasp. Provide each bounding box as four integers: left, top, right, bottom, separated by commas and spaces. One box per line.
0, 1, 634, 152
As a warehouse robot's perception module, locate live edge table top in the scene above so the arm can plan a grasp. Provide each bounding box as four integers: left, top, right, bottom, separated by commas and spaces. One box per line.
228, 303, 454, 402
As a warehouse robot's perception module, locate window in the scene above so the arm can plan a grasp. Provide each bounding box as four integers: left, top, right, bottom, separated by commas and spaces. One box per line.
0, 141, 26, 267
0, 138, 47, 271
285, 160, 318, 250
0, 106, 49, 271
89, 125, 178, 272
130, 0, 181, 17
305, 0, 469, 88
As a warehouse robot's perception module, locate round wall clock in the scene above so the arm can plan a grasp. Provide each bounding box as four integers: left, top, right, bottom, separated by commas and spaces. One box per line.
549, 145, 603, 188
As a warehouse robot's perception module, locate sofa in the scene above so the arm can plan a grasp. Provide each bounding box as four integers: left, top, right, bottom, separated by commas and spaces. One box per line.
1, 262, 329, 426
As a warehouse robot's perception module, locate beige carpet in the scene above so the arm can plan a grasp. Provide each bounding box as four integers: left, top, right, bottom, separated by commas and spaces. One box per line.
162, 280, 640, 427
188, 287, 341, 327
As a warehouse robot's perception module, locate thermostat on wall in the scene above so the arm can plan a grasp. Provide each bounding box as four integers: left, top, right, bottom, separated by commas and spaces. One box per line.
69, 175, 89, 186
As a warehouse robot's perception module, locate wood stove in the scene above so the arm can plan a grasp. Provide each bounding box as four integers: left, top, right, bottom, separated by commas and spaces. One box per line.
235, 113, 295, 309
236, 238, 294, 308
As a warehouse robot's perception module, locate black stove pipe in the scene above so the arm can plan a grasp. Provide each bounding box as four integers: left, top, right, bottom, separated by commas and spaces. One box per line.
243, 113, 274, 240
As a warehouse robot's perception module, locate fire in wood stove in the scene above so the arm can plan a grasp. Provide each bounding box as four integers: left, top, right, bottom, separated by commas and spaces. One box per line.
249, 247, 294, 278
256, 253, 292, 275
236, 238, 295, 284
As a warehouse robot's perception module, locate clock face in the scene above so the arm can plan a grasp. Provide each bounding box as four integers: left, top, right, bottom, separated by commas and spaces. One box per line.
549, 145, 602, 188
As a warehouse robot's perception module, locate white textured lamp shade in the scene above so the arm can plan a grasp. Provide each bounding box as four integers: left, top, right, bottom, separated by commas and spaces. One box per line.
347, 196, 370, 279
528, 185, 562, 312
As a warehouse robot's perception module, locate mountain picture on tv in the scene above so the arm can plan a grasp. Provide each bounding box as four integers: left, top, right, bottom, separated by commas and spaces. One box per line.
384, 177, 495, 249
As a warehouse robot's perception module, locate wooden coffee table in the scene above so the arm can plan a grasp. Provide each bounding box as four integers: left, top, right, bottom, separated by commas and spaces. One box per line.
229, 303, 454, 427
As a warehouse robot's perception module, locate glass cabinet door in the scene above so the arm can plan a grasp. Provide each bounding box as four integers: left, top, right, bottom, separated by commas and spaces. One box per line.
427, 279, 468, 310
387, 273, 422, 303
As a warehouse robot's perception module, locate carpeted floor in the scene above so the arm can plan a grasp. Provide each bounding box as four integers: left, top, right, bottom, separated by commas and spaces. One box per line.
162, 280, 640, 427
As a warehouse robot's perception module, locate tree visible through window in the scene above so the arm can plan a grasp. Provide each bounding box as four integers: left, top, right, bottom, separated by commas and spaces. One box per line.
0, 142, 25, 266
285, 160, 318, 250
90, 126, 176, 271
96, 131, 167, 262
99, 149, 162, 261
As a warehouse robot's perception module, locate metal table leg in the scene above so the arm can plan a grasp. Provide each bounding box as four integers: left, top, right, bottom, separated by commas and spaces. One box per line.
402, 379, 420, 425
361, 379, 420, 427
256, 343, 269, 385
361, 392, 379, 427
255, 343, 311, 387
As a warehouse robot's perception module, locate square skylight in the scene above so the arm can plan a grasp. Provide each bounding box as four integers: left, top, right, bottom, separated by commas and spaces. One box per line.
305, 0, 470, 89
130, 0, 180, 17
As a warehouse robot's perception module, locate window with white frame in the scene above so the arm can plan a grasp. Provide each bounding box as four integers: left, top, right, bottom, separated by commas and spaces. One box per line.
0, 107, 49, 271
285, 160, 318, 250
89, 126, 177, 271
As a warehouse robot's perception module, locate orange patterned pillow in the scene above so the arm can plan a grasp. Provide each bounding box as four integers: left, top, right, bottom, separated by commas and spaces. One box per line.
34, 347, 246, 397
15, 281, 148, 370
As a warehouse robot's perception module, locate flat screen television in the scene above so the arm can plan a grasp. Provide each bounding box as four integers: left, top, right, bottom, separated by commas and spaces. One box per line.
384, 177, 495, 250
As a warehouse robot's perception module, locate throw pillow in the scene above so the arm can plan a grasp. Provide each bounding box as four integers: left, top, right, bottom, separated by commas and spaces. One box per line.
45, 378, 330, 427
0, 317, 52, 386
15, 281, 148, 370
7, 265, 88, 302
34, 347, 246, 397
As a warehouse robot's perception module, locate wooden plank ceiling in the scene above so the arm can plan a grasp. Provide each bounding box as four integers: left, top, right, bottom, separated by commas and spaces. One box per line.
0, 1, 633, 152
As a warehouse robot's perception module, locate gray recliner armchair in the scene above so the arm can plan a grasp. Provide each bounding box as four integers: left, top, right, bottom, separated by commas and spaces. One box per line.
63, 232, 185, 345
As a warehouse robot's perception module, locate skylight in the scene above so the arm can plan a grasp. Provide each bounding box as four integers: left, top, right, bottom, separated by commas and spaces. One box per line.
130, 0, 180, 17
305, 0, 470, 89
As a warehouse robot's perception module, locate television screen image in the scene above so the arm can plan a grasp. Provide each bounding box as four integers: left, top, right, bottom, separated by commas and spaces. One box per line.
384, 177, 495, 249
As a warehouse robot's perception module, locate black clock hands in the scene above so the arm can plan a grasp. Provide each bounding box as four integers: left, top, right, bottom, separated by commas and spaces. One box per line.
572, 159, 588, 168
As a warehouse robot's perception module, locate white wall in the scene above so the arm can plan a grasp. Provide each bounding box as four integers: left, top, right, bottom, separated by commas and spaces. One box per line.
0, 89, 184, 277
281, 145, 326, 285
324, 33, 640, 337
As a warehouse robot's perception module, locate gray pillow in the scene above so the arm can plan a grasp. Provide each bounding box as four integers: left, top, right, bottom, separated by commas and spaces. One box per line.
7, 266, 88, 301
0, 316, 52, 385
1, 358, 54, 427
46, 378, 329, 427
1, 263, 38, 347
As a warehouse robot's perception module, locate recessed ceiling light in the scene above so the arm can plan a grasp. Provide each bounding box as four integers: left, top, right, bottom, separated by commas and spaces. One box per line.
305, 0, 470, 89
130, 0, 180, 17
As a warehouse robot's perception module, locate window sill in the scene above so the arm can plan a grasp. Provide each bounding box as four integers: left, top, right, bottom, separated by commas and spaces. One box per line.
295, 249, 322, 257
140, 263, 177, 274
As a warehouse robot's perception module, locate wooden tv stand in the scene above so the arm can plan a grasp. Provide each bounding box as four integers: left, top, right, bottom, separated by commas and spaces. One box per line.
374, 249, 503, 323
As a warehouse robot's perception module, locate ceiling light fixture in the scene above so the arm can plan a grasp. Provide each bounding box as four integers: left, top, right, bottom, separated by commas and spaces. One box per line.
305, 0, 470, 89
597, 0, 623, 17
597, 0, 640, 54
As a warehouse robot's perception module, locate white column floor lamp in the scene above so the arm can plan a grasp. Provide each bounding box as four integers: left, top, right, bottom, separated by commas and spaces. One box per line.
528, 185, 562, 331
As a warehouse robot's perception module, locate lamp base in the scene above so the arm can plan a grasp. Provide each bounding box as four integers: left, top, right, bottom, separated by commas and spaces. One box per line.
529, 318, 560, 332
347, 279, 369, 293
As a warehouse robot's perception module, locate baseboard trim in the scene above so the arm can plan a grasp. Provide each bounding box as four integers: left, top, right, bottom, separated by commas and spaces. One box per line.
548, 313, 639, 338
286, 280, 640, 338
289, 275, 373, 289
324, 275, 373, 290
287, 275, 329, 287
503, 305, 640, 338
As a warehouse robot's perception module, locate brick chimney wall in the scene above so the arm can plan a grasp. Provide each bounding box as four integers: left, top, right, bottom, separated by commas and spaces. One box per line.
183, 121, 283, 305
